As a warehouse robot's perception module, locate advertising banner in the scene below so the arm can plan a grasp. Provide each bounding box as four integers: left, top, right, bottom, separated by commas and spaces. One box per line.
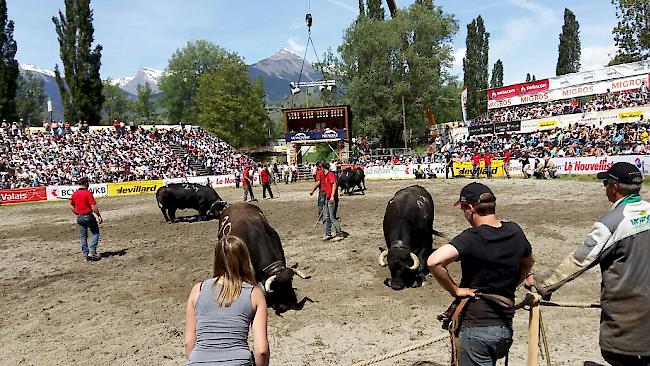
488, 79, 549, 101
364, 164, 445, 180
452, 161, 506, 177
461, 86, 468, 122
107, 180, 163, 197
285, 128, 346, 142
0, 187, 47, 205
509, 155, 650, 176
468, 121, 521, 136
46, 184, 109, 200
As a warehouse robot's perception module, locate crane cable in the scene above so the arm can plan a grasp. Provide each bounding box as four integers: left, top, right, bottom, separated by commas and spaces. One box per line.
291, 0, 322, 108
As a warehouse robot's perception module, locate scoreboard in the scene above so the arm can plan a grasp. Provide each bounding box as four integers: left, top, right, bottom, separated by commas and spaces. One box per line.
282, 105, 351, 143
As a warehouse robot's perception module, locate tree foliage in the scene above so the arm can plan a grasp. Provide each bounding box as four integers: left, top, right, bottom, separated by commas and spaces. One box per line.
610, 0, 649, 65
158, 40, 229, 124
463, 15, 489, 120
15, 71, 47, 124
490, 59, 504, 88
53, 0, 104, 124
339, 0, 458, 147
556, 8, 581, 75
197, 53, 267, 147
101, 80, 129, 123
0, 0, 18, 121
134, 83, 157, 123
367, 0, 385, 20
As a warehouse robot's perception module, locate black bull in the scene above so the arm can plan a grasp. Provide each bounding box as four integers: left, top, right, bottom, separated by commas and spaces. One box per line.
338, 167, 366, 195
155, 183, 227, 223
217, 203, 311, 313
379, 185, 444, 290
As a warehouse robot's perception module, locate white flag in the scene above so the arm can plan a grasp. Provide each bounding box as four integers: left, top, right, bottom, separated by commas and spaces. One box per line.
461, 86, 468, 122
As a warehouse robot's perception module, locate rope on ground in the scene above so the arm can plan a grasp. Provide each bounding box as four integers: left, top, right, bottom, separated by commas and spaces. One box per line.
350, 333, 448, 366
540, 301, 600, 308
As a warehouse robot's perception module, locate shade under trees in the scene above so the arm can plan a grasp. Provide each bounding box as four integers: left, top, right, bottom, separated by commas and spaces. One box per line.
610, 0, 649, 65
556, 8, 581, 76
339, 0, 459, 147
490, 59, 504, 88
0, 0, 18, 122
53, 0, 104, 124
463, 15, 489, 120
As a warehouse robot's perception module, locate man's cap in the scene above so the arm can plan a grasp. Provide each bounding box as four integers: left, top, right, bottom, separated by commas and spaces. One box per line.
453, 182, 496, 206
596, 162, 643, 184
77, 177, 89, 186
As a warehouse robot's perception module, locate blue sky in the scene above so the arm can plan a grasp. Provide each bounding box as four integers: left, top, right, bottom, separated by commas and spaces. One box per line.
7, 0, 617, 85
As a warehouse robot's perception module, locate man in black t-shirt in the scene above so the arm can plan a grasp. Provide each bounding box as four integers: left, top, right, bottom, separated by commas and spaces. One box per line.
427, 183, 535, 366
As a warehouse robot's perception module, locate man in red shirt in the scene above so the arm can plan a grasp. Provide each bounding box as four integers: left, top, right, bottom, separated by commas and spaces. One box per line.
241, 165, 257, 202
471, 150, 482, 179
260, 164, 273, 199
310, 164, 343, 241
314, 162, 327, 221
70, 177, 103, 261
502, 149, 512, 179
483, 150, 494, 179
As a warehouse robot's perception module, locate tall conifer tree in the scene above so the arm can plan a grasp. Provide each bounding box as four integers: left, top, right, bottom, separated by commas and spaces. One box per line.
367, 0, 385, 20
0, 0, 18, 121
463, 15, 489, 120
53, 0, 104, 124
556, 8, 581, 75
490, 59, 504, 88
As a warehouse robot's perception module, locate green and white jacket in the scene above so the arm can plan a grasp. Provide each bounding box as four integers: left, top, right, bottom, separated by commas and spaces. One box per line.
543, 194, 650, 356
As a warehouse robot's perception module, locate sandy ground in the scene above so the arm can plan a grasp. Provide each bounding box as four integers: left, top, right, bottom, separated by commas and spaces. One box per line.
0, 178, 626, 366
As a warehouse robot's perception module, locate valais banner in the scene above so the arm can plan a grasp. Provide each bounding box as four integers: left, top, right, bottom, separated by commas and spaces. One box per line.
0, 187, 47, 205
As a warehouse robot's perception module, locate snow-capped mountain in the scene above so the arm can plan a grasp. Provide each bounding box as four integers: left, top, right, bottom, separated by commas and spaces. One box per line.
249, 48, 322, 102
111, 67, 163, 95
19, 64, 63, 120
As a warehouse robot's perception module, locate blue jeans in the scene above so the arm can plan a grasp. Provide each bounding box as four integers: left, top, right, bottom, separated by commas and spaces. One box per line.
460, 325, 513, 366
317, 191, 327, 222
324, 199, 341, 237
77, 214, 99, 256
472, 164, 480, 178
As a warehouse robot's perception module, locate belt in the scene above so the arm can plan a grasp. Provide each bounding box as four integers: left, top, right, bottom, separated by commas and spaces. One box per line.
77, 212, 93, 215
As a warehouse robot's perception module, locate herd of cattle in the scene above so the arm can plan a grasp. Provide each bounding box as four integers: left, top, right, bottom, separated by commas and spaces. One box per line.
155, 171, 440, 312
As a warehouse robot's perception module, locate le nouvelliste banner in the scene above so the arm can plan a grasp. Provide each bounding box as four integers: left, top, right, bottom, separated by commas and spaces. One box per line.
107, 180, 163, 196
0, 187, 47, 204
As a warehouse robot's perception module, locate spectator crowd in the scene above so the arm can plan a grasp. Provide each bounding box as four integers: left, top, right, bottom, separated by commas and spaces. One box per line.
0, 124, 253, 190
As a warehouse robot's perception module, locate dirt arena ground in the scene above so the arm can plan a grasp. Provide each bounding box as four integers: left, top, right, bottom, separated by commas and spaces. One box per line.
1, 178, 627, 366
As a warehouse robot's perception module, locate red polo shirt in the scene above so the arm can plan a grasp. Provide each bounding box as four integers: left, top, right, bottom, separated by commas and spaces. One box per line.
241, 168, 251, 187
315, 169, 325, 190
260, 168, 270, 183
471, 154, 482, 165
504, 151, 511, 163
483, 153, 494, 165
322, 171, 338, 199
71, 189, 96, 214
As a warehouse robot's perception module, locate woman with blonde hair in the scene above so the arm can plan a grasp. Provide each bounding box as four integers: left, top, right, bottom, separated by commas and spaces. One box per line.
184, 235, 269, 366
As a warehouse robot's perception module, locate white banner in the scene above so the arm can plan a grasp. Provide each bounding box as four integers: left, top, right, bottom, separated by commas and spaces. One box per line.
164, 174, 260, 188
550, 60, 650, 90
46, 183, 109, 200
365, 164, 445, 180
509, 155, 650, 176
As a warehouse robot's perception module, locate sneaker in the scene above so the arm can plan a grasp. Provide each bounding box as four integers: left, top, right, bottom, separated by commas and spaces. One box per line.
84, 256, 91, 262
322, 235, 333, 241
331, 236, 344, 242
89, 252, 101, 261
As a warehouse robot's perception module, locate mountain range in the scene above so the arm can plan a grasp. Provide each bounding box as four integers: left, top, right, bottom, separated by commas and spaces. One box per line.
19, 48, 322, 121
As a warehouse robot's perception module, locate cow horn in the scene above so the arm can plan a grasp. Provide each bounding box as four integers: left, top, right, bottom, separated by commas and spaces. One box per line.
409, 253, 420, 270
292, 268, 310, 279
264, 275, 277, 293
378, 250, 388, 267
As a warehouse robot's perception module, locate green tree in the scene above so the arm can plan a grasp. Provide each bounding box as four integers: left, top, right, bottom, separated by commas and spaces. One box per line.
339, 1, 458, 147
15, 71, 47, 125
463, 15, 489, 120
490, 59, 504, 88
134, 83, 157, 123
556, 8, 581, 75
610, 0, 649, 65
102, 81, 129, 123
366, 0, 385, 20
358, 0, 365, 17
159, 40, 229, 124
197, 53, 267, 147
53, 0, 103, 124
314, 47, 344, 106
0, 0, 18, 121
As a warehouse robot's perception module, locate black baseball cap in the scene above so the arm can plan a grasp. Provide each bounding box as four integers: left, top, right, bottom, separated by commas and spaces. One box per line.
453, 182, 496, 206
596, 162, 643, 184
77, 177, 89, 186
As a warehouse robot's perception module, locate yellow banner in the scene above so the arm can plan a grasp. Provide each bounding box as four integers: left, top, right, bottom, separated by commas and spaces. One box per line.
619, 111, 642, 119
107, 180, 163, 196
453, 160, 505, 177
538, 120, 557, 128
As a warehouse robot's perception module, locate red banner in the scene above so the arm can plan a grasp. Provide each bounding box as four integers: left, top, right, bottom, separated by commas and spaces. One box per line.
488, 79, 549, 100
0, 187, 47, 205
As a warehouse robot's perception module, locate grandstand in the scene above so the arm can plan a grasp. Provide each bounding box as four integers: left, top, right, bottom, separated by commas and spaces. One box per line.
0, 125, 253, 190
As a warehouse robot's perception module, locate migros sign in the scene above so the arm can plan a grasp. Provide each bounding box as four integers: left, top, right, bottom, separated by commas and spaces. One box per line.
107, 180, 163, 196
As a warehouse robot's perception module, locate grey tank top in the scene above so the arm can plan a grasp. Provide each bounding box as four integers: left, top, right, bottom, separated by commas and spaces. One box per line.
188, 279, 255, 366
